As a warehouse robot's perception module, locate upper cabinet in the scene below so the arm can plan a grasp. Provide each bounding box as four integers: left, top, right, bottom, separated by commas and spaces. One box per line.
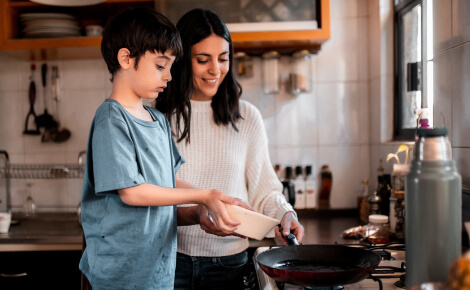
0, 0, 330, 59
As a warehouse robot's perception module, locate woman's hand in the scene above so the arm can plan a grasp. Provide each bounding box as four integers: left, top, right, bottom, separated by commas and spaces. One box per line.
274, 211, 305, 245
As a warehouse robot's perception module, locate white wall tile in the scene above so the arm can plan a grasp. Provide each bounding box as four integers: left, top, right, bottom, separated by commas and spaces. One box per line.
61, 59, 107, 90
276, 92, 318, 146
316, 18, 359, 82
330, 0, 359, 19
317, 82, 362, 145
452, 43, 470, 147
0, 92, 25, 154
358, 18, 370, 81
433, 50, 453, 139
0, 53, 23, 92
277, 146, 319, 173
452, 0, 470, 46
433, 0, 452, 54
453, 147, 470, 185
318, 145, 370, 208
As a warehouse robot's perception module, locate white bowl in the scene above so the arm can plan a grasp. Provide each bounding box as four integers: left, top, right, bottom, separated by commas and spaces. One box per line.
226, 204, 280, 240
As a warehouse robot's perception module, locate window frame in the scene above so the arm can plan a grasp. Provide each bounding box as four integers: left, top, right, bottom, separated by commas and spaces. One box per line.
393, 0, 429, 141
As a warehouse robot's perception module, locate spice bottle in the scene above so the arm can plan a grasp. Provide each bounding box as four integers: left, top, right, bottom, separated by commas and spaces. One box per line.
406, 127, 461, 286
367, 214, 390, 244
318, 165, 332, 209
358, 179, 370, 224
305, 165, 317, 209
378, 174, 392, 217
294, 166, 306, 210
368, 190, 381, 215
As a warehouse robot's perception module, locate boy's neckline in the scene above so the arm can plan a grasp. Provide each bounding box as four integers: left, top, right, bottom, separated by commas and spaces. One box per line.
106, 99, 157, 123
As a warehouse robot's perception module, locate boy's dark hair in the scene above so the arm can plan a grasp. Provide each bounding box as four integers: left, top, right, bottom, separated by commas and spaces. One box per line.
101, 7, 183, 82
155, 9, 242, 143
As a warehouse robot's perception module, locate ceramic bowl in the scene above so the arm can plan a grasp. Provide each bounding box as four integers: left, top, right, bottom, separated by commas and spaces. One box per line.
226, 204, 280, 240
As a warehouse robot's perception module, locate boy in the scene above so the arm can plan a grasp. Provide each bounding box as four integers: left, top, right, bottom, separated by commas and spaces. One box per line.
79, 8, 247, 289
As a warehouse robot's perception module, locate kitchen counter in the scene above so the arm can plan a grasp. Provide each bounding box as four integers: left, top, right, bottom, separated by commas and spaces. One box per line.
249, 209, 365, 248
0, 212, 83, 252
1, 209, 361, 252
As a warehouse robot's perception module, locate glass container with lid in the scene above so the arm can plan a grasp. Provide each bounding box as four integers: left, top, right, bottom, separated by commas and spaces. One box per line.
290, 50, 312, 94
262, 51, 280, 94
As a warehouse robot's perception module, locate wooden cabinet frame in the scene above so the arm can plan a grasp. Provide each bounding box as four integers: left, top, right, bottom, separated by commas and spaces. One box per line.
0, 0, 330, 59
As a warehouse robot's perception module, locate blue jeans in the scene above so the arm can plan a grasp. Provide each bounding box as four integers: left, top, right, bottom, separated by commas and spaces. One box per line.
174, 251, 248, 290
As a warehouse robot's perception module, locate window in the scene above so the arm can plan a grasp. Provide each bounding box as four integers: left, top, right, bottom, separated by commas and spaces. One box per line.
394, 0, 433, 140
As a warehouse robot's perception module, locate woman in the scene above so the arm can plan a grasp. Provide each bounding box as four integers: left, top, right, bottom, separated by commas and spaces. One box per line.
155, 9, 304, 289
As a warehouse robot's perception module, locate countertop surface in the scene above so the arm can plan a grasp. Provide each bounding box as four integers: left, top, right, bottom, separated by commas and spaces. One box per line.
0, 209, 364, 252
0, 212, 83, 252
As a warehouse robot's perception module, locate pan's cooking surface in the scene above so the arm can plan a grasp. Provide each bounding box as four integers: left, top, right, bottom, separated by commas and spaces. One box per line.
273, 260, 366, 272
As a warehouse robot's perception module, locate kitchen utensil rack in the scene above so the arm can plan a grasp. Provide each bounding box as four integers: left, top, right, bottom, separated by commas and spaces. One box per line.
0, 150, 85, 211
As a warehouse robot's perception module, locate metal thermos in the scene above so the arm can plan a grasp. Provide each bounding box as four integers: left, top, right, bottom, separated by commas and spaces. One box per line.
405, 127, 462, 287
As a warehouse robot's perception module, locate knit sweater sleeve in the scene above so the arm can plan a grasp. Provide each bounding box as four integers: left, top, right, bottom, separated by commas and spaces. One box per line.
242, 102, 295, 222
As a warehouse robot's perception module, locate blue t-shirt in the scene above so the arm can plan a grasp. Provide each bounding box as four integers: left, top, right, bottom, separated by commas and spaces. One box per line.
79, 99, 184, 290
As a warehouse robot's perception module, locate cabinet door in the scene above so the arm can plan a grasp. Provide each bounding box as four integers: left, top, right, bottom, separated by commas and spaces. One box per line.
0, 251, 82, 290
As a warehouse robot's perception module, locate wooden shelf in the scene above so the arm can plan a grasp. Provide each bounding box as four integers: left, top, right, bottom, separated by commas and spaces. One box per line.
0, 0, 330, 59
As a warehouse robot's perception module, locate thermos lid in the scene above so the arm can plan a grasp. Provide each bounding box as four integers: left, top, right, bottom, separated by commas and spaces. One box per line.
417, 127, 448, 137
295, 166, 302, 175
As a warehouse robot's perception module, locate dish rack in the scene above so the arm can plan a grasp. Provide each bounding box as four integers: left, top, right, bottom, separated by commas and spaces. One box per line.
0, 150, 86, 211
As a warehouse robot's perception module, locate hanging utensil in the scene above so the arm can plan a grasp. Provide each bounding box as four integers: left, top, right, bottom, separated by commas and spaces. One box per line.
36, 63, 57, 130
23, 64, 40, 135
51, 66, 71, 143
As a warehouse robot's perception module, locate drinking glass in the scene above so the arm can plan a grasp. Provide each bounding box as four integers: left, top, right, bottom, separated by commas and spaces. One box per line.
24, 182, 36, 217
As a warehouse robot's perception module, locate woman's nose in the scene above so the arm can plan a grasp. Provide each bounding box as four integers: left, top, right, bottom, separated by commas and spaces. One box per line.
208, 61, 220, 75
164, 70, 172, 82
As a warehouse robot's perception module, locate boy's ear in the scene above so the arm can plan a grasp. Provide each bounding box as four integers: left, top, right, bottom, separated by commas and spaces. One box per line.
117, 48, 132, 69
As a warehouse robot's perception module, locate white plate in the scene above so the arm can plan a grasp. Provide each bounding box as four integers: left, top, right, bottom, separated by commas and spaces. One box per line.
20, 13, 76, 21
30, 0, 105, 7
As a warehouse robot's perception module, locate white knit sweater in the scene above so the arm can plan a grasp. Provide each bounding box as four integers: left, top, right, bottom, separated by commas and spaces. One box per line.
175, 99, 294, 257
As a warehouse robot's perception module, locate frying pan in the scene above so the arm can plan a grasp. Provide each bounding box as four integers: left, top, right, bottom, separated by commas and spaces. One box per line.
255, 231, 381, 287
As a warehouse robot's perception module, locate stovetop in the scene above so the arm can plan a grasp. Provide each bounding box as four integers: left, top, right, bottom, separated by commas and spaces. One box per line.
251, 244, 406, 290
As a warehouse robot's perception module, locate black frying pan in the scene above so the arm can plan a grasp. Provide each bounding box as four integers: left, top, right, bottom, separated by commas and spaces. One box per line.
255, 232, 381, 287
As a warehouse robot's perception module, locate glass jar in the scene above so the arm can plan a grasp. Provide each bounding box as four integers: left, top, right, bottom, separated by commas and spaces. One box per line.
367, 214, 390, 244
290, 50, 312, 94
262, 51, 280, 94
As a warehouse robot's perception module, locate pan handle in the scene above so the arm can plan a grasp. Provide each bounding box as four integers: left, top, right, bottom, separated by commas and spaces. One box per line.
278, 224, 299, 245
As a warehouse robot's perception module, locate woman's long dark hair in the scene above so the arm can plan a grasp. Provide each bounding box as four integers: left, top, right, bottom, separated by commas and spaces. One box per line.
155, 9, 242, 143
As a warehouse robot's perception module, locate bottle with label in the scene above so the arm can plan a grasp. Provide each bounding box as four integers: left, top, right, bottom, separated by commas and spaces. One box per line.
358, 179, 370, 224
378, 174, 392, 217
282, 166, 296, 206
406, 127, 461, 286
294, 166, 306, 209
274, 164, 282, 180
318, 165, 332, 209
304, 165, 317, 209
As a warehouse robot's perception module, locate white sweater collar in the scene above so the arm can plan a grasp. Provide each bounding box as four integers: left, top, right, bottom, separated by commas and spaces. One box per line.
190, 100, 212, 112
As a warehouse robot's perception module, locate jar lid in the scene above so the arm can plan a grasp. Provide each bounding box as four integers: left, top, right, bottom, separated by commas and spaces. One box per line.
369, 214, 388, 223
262, 51, 280, 59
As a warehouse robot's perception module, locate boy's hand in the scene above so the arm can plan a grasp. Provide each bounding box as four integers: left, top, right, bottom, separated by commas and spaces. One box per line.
203, 190, 251, 234
196, 199, 253, 238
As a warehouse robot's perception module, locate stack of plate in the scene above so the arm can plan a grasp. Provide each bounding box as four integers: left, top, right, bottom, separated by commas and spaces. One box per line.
20, 13, 81, 38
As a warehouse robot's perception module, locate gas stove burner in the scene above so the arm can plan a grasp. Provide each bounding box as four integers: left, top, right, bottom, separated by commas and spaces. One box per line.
393, 274, 406, 289
275, 281, 344, 290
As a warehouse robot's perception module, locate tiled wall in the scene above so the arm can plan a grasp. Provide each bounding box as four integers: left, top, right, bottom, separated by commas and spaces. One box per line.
433, 0, 470, 186
0, 0, 385, 213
